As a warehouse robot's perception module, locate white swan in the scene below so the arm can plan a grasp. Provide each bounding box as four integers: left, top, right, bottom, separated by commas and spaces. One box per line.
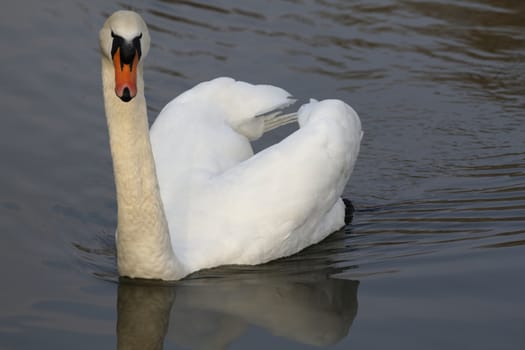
99, 10, 362, 281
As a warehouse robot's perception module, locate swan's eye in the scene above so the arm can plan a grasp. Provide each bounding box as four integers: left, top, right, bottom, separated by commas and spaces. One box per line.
132, 34, 142, 59
111, 32, 124, 59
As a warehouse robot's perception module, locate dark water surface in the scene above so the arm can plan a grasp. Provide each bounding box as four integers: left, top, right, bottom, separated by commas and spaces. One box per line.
1, 0, 524, 349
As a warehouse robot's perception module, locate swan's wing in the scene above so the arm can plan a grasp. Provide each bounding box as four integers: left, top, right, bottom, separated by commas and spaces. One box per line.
151, 78, 362, 270
151, 77, 299, 207
256, 110, 298, 133
196, 99, 362, 266
169, 77, 297, 140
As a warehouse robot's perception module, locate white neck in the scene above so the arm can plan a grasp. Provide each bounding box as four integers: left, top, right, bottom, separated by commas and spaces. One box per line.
102, 58, 184, 280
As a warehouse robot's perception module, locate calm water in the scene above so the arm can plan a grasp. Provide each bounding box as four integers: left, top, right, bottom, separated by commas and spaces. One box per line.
1, 0, 524, 349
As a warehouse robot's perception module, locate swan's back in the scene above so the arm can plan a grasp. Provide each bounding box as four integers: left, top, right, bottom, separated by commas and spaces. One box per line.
150, 78, 362, 272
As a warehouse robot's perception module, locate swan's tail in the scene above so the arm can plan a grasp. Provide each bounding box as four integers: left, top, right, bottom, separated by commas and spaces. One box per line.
297, 98, 363, 140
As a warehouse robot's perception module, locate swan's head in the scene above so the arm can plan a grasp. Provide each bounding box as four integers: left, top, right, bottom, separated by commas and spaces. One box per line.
99, 11, 151, 102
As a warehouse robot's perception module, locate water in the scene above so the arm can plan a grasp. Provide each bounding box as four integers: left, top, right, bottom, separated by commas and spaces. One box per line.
1, 0, 524, 349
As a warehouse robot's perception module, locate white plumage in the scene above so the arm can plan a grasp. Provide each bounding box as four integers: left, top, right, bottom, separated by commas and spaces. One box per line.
100, 11, 362, 280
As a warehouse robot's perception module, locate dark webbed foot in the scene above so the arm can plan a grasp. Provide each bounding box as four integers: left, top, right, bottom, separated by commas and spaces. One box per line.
343, 198, 355, 225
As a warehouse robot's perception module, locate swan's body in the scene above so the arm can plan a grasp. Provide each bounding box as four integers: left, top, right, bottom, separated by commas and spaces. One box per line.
100, 11, 362, 281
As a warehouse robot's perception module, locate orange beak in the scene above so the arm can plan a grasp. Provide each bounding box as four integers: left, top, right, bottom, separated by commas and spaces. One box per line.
113, 47, 138, 102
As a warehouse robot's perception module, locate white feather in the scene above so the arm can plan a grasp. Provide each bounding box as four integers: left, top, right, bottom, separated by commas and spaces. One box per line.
150, 78, 362, 274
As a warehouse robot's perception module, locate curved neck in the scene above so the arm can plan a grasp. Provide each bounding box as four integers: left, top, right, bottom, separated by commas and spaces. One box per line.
102, 58, 184, 280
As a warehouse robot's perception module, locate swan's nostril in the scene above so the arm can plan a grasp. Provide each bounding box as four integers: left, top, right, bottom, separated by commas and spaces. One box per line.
120, 87, 132, 102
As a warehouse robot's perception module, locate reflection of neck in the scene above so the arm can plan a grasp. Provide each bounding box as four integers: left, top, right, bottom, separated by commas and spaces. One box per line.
117, 283, 175, 350
102, 58, 183, 280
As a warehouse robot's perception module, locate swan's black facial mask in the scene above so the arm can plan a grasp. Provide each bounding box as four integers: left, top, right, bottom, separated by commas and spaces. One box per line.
111, 32, 142, 102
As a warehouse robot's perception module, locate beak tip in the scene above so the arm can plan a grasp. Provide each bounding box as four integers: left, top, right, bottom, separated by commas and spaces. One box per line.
119, 87, 133, 102
115, 86, 136, 102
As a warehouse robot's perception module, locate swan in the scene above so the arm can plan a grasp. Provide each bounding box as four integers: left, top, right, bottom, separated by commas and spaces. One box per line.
99, 10, 362, 281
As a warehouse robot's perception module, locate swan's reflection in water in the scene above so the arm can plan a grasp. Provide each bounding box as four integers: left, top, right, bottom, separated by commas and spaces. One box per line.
117, 268, 359, 349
